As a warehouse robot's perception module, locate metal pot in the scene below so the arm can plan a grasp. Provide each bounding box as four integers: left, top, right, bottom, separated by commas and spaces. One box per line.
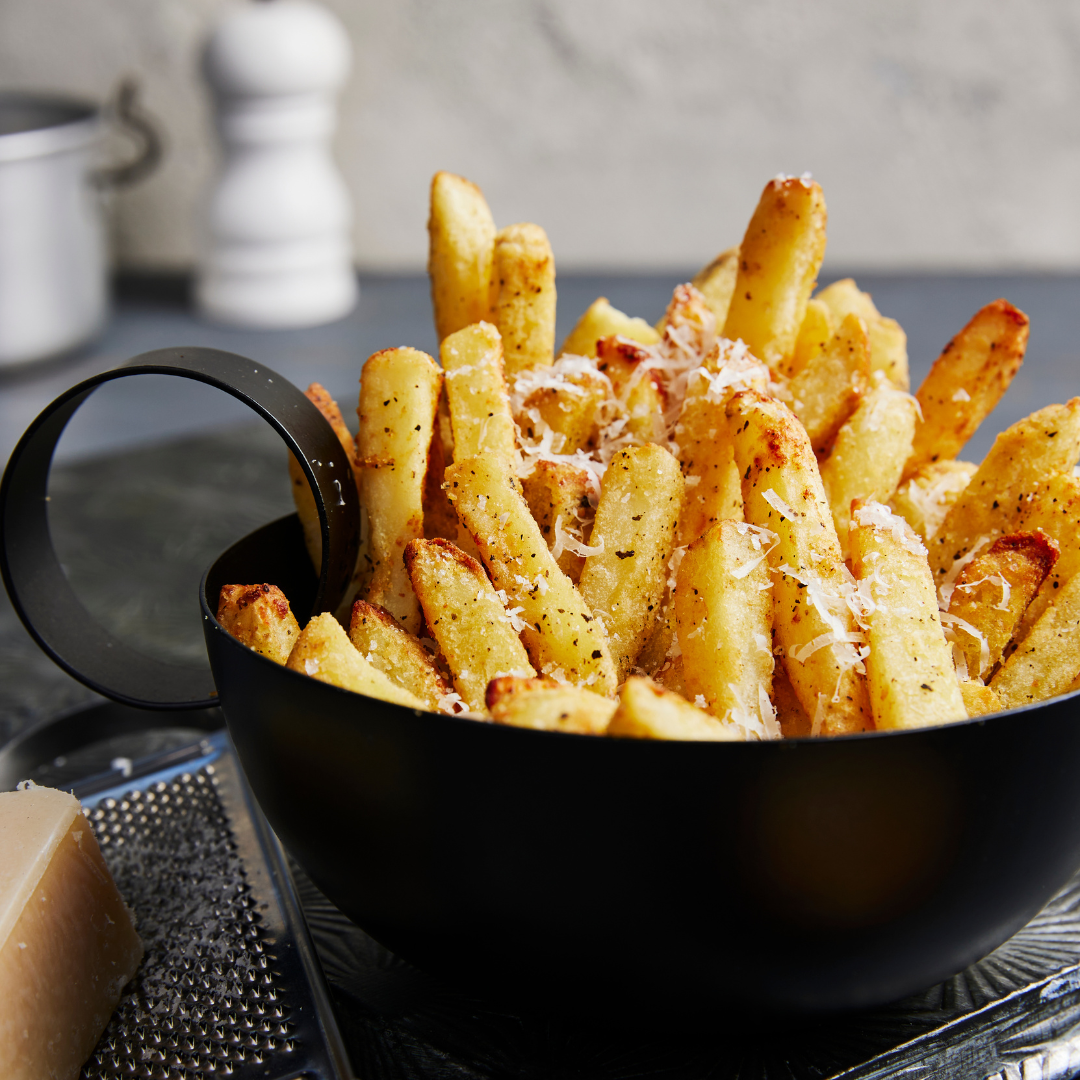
0, 84, 160, 367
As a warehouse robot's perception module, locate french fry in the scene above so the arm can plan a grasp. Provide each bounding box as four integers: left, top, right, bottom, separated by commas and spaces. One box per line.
217, 584, 300, 665
689, 246, 740, 330
289, 383, 358, 571
788, 312, 870, 454
990, 571, 1080, 709
440, 322, 521, 467
773, 663, 813, 737
445, 454, 617, 693
815, 278, 910, 389
520, 460, 592, 582
560, 297, 659, 358
848, 502, 967, 730
404, 538, 535, 713
727, 389, 872, 735
494, 223, 556, 377
486, 676, 615, 735
356, 347, 442, 633
516, 364, 608, 453
578, 444, 684, 681
662, 283, 717, 358
820, 380, 919, 559
959, 681, 1002, 717
286, 612, 425, 710
943, 532, 1058, 681
607, 676, 743, 741
888, 459, 977, 542
722, 177, 828, 378
790, 298, 834, 377
927, 400, 1080, 578
422, 394, 460, 542
675, 520, 777, 736
348, 599, 452, 711
905, 300, 1029, 477
595, 336, 668, 445
428, 171, 496, 342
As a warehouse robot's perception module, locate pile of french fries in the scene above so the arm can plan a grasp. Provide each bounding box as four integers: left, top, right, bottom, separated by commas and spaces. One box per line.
218, 171, 1080, 740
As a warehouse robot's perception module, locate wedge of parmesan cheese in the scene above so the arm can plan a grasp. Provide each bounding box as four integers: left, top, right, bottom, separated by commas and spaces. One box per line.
0, 785, 143, 1080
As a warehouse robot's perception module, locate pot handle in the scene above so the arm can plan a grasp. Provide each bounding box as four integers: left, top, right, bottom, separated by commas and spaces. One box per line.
94, 78, 163, 189
0, 347, 360, 710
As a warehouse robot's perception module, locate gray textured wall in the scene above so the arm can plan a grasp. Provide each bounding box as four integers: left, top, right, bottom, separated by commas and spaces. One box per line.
2, 0, 1078, 272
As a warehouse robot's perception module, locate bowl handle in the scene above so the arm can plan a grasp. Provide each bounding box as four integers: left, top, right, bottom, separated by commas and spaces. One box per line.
0, 346, 360, 709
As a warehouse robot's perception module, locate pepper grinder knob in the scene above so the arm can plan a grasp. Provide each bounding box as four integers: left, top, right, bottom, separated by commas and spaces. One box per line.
196, 0, 357, 328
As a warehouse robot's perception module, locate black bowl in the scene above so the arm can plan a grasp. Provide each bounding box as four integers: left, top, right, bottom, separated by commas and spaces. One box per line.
203, 512, 1080, 1014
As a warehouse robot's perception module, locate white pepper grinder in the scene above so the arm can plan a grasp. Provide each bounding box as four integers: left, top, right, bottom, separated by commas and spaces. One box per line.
196, 0, 357, 328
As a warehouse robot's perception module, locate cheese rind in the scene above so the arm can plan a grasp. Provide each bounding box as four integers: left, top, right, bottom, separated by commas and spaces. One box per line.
0, 786, 143, 1080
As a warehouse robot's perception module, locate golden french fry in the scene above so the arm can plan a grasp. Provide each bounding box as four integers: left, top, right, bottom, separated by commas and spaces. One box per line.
943, 532, 1058, 681
286, 612, 425, 709
560, 297, 659, 358
356, 347, 442, 633
404, 538, 535, 712
888, 460, 977, 542
790, 297, 834, 377
607, 676, 743, 741
959, 681, 1002, 717
440, 322, 521, 468
849, 502, 967, 729
722, 177, 827, 378
428, 171, 496, 342
486, 676, 615, 735
289, 383, 359, 571
990, 571, 1080, 709
422, 394, 460, 542
689, 246, 740, 330
815, 277, 909, 389
789, 312, 870, 454
820, 380, 919, 558
494, 223, 556, 377
217, 584, 300, 665
773, 663, 813, 737
446, 454, 617, 693
727, 389, 872, 735
927, 400, 1080, 578
595, 336, 668, 445
675, 520, 777, 737
578, 444, 684, 681
348, 599, 451, 711
906, 300, 1029, 477
520, 460, 592, 582
516, 364, 608, 454
661, 283, 718, 357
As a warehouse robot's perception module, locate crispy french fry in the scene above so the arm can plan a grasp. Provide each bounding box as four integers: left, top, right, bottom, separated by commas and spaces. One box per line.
286, 612, 425, 709
521, 460, 592, 582
217, 584, 300, 665
445, 454, 617, 693
607, 676, 743, 741
428, 171, 496, 342
594, 336, 668, 445
348, 599, 451, 711
990, 571, 1080, 709
790, 298, 834, 377
959, 680, 1002, 717
773, 663, 813, 737
422, 393, 460, 542
905, 300, 1029, 477
888, 460, 977, 542
789, 313, 870, 453
356, 347, 442, 633
635, 583, 677, 675
722, 177, 827, 378
927, 400, 1080, 578
289, 383, 359, 571
560, 297, 659, 358
943, 532, 1058, 682
578, 444, 684, 681
486, 676, 615, 735
661, 283, 718, 358
516, 363, 608, 453
689, 246, 740, 330
820, 380, 919, 558
675, 520, 777, 736
815, 278, 909, 389
494, 223, 556, 377
849, 502, 967, 729
404, 538, 535, 713
440, 322, 521, 468
727, 389, 872, 735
